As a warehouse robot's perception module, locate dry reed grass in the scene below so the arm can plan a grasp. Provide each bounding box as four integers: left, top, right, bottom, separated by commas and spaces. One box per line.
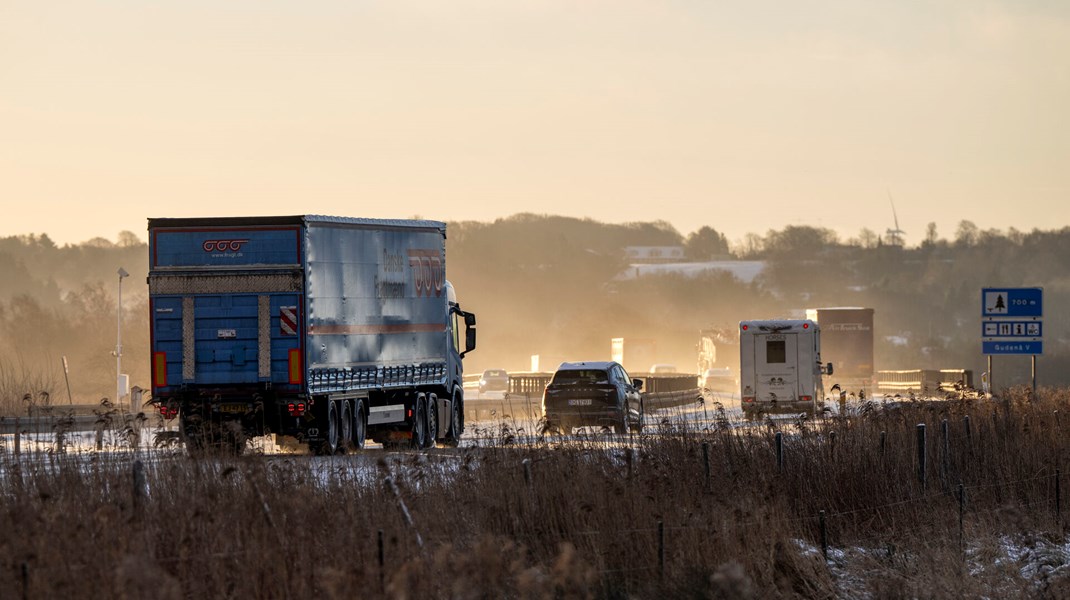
2, 387, 1069, 598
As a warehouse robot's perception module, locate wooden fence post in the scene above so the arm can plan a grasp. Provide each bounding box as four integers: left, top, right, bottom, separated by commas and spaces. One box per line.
917, 424, 927, 489
702, 442, 710, 488
819, 510, 828, 560
132, 460, 146, 513
775, 432, 783, 472
657, 520, 665, 578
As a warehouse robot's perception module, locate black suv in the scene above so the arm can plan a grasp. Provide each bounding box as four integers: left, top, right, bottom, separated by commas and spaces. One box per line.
542, 361, 643, 434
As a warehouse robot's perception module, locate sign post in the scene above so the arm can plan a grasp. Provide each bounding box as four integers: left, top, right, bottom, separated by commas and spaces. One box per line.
981, 287, 1043, 397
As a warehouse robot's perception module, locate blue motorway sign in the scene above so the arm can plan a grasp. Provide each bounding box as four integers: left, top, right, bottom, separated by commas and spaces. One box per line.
982, 321, 1042, 338
982, 288, 1043, 317
983, 340, 1043, 355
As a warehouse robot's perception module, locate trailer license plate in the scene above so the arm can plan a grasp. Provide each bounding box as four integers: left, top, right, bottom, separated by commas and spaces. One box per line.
568, 399, 592, 406
217, 329, 237, 339
218, 403, 246, 414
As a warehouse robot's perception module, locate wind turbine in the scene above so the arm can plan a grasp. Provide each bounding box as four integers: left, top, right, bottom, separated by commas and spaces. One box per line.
885, 190, 905, 246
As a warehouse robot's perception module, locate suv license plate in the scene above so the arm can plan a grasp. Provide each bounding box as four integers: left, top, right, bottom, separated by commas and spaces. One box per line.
568, 399, 592, 406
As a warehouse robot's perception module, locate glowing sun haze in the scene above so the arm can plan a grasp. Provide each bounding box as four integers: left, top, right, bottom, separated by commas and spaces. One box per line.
2, 1, 1067, 246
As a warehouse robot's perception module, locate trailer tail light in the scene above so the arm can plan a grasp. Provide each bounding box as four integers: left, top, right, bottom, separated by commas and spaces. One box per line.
288, 349, 302, 384
287, 402, 307, 417
743, 396, 755, 403
157, 405, 178, 419
407, 408, 413, 419
803, 323, 809, 329
801, 396, 812, 402
153, 352, 167, 388
741, 325, 748, 331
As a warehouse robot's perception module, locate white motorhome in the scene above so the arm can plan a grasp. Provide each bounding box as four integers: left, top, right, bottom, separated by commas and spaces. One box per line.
739, 319, 832, 419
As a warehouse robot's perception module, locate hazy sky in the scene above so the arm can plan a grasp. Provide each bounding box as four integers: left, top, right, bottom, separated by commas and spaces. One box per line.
2, 1, 1068, 247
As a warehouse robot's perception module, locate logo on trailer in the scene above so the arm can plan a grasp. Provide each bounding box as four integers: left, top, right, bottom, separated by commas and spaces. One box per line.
202, 239, 250, 253
280, 306, 298, 336
408, 249, 445, 297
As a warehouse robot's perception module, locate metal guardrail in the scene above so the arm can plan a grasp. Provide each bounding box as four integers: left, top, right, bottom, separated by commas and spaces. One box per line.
876, 369, 974, 396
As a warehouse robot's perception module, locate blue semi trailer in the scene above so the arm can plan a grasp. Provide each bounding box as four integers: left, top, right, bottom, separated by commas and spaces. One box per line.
147, 215, 476, 454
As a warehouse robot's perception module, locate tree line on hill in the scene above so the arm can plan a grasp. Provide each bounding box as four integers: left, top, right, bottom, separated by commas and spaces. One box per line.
0, 216, 1065, 411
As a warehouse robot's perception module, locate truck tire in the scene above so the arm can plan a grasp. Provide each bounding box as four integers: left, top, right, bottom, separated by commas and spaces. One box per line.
424, 393, 438, 449
442, 391, 462, 447
310, 399, 341, 455
410, 395, 427, 450
181, 413, 207, 455
339, 400, 353, 453
351, 398, 367, 450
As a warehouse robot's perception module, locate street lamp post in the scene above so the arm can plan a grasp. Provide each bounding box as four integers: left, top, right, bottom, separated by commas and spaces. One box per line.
117, 267, 129, 410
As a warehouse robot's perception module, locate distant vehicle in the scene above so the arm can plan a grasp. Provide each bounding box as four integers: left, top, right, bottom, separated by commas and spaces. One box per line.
649, 364, 678, 374
478, 369, 510, 395
805, 307, 874, 392
739, 320, 831, 420
542, 361, 644, 435
699, 367, 736, 393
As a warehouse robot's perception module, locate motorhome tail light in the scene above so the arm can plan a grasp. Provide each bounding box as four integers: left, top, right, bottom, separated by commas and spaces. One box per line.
153, 352, 167, 388
288, 349, 302, 384
743, 396, 755, 403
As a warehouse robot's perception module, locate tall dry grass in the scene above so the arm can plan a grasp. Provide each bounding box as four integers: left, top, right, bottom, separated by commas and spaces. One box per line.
2, 387, 1069, 598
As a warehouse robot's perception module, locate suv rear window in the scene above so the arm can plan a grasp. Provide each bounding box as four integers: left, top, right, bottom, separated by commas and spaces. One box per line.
552, 369, 610, 385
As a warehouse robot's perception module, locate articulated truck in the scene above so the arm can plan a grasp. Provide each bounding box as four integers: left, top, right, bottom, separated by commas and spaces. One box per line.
147, 215, 476, 454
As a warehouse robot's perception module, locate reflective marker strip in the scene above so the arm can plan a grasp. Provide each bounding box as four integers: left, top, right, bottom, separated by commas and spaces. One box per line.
153, 352, 167, 388
288, 349, 302, 385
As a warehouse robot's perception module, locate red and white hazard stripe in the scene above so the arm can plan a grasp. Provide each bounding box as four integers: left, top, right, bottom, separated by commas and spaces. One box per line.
280, 306, 298, 336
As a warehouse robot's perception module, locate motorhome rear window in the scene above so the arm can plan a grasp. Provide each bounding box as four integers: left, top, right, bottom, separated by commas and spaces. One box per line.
766, 340, 786, 363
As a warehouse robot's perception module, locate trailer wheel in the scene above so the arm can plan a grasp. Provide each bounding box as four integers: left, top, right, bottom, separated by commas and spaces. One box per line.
424, 393, 438, 449
410, 395, 427, 450
351, 398, 367, 450
339, 399, 353, 454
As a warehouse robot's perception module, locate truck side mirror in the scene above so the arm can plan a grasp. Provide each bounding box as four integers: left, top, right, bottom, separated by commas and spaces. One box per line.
464, 313, 476, 327
632, 378, 643, 390
462, 327, 477, 357
826, 362, 834, 376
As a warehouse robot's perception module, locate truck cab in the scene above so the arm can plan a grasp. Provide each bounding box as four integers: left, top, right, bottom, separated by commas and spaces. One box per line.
739, 319, 831, 420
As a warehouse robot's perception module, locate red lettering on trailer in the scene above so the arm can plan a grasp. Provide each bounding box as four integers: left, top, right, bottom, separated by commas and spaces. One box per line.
202, 239, 250, 252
